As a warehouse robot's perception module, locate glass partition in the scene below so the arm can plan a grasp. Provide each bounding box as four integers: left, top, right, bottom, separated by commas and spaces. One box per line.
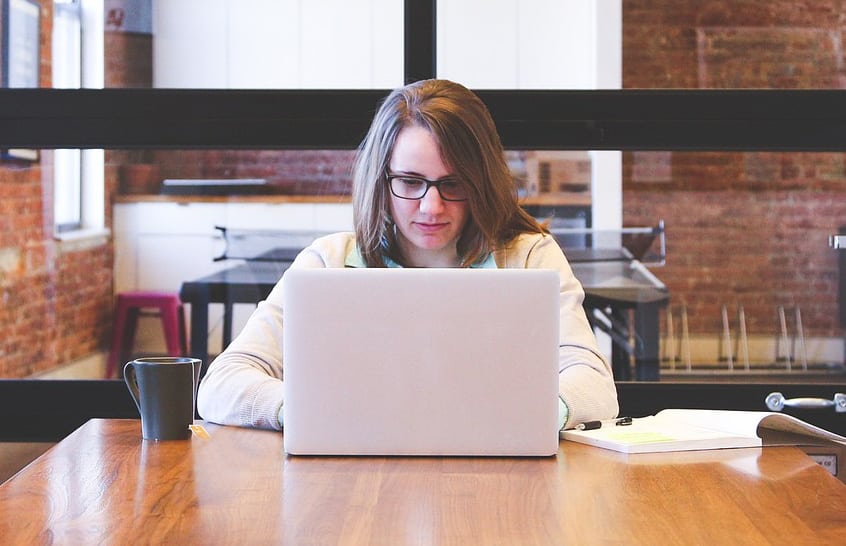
4, 0, 846, 395
1, 144, 842, 385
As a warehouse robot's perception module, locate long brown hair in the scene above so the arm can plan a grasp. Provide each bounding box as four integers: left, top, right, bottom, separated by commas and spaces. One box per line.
352, 79, 546, 267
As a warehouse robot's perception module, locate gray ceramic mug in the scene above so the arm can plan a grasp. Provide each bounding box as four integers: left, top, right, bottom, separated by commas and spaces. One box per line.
124, 357, 202, 441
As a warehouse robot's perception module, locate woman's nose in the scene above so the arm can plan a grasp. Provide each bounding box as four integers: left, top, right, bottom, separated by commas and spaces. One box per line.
418, 186, 445, 213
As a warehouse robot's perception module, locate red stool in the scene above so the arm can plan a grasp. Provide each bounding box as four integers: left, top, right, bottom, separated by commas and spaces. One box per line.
105, 291, 188, 378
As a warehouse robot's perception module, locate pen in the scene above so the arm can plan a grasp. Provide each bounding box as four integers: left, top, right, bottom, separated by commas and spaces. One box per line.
575, 416, 633, 431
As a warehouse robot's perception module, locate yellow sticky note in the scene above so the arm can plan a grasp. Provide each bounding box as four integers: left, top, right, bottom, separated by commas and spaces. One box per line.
188, 424, 211, 439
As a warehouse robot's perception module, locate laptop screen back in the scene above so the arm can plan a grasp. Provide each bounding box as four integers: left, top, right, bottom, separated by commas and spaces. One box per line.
282, 267, 560, 456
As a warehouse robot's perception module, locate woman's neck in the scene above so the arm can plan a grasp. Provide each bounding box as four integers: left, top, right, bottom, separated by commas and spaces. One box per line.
396, 236, 460, 268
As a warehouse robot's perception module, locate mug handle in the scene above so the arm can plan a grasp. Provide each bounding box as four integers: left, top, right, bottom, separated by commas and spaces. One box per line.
192, 360, 201, 417
123, 361, 142, 414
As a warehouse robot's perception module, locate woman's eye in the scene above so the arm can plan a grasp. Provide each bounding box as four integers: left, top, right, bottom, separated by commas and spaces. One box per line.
399, 178, 425, 187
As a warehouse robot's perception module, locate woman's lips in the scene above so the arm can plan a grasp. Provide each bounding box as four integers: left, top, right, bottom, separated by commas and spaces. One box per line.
414, 222, 447, 233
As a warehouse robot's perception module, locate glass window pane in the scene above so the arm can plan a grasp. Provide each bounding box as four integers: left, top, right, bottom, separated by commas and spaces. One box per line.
54, 149, 82, 230
624, 1, 845, 89
4, 147, 843, 381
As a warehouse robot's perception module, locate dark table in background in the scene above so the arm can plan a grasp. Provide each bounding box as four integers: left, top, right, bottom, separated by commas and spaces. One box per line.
179, 249, 297, 374
180, 246, 669, 380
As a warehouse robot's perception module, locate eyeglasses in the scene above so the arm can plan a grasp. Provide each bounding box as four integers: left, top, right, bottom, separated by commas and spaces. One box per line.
385, 172, 468, 202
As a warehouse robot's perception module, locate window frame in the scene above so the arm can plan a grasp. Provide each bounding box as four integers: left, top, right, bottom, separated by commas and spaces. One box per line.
51, 0, 105, 239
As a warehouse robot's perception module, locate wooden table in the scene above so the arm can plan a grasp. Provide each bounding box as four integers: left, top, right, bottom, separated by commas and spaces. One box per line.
3, 419, 844, 545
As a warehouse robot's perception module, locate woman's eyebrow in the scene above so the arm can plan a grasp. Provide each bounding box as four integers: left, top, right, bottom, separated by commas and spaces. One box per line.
392, 170, 458, 181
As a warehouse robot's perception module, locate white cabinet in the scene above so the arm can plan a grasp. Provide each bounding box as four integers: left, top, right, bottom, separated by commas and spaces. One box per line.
114, 201, 353, 292
152, 0, 403, 88
113, 201, 353, 355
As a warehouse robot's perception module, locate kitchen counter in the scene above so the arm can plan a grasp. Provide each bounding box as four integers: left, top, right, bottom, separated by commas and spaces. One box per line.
114, 193, 352, 204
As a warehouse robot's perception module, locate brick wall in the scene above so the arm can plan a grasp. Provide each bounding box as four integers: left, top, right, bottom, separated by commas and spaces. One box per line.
0, 4, 137, 378
623, 0, 846, 342
146, 150, 356, 196
0, 162, 64, 377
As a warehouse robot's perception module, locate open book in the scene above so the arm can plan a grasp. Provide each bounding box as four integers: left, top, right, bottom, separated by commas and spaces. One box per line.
561, 409, 846, 454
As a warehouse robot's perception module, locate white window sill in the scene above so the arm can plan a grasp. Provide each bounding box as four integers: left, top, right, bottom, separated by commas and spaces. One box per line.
54, 227, 111, 244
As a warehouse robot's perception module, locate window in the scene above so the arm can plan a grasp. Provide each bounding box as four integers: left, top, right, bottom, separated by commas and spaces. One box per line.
52, 0, 104, 236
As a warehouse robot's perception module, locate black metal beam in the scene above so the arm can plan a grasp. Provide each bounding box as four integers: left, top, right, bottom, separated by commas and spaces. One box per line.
3, 379, 844, 441
0, 380, 138, 442
2, 88, 846, 150
404, 0, 436, 83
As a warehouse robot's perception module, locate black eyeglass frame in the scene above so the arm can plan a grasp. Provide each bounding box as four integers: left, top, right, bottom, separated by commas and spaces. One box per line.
385, 171, 468, 202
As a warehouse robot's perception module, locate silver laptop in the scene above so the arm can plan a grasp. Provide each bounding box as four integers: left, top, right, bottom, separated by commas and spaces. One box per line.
282, 267, 560, 456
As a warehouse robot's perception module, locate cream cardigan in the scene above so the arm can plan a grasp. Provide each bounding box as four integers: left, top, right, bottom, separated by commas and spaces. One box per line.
197, 232, 619, 430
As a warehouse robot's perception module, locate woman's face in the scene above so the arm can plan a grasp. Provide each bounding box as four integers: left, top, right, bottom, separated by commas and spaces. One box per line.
388, 125, 470, 267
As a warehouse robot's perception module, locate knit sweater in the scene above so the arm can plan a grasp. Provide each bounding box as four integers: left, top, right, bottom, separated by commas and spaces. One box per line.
196, 231, 619, 430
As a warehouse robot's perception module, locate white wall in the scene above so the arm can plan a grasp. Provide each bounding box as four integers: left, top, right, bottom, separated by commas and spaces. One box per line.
152, 0, 403, 88
438, 0, 602, 90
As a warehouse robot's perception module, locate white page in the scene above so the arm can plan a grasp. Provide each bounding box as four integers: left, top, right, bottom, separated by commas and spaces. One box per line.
655, 409, 846, 444
653, 409, 770, 437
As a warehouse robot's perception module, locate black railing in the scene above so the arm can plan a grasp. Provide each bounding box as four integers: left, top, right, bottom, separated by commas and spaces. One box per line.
1, 88, 846, 151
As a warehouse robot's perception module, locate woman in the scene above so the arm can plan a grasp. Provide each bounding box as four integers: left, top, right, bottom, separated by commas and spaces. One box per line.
197, 79, 619, 430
